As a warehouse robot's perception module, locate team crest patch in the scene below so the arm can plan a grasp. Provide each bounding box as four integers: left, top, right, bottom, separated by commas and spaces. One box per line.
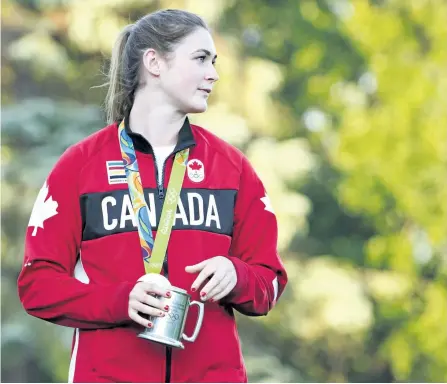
106, 161, 127, 185
187, 159, 205, 183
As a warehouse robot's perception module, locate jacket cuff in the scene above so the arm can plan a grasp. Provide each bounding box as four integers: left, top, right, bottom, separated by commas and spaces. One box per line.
226, 256, 250, 301
110, 282, 134, 323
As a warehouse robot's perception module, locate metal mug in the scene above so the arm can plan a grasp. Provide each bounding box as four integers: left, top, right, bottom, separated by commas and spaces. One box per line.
138, 286, 204, 349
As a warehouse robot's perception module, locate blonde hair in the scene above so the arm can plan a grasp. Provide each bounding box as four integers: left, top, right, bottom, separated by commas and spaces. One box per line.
104, 9, 208, 124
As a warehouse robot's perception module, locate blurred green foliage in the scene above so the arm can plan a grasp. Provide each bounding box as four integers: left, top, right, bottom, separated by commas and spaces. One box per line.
1, 0, 446, 382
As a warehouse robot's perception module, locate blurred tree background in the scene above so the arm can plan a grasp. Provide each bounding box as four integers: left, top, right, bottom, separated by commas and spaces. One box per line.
1, 0, 446, 382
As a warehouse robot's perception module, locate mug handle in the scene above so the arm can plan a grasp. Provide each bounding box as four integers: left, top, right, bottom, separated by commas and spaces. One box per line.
182, 301, 204, 342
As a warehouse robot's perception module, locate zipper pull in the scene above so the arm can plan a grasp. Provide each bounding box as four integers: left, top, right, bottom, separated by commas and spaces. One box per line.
158, 184, 164, 200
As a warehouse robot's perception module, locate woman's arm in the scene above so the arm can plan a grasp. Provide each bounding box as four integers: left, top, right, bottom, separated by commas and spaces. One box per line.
17, 145, 133, 329
224, 155, 288, 316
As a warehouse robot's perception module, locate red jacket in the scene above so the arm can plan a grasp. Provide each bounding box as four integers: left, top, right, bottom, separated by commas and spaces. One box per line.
17, 118, 288, 383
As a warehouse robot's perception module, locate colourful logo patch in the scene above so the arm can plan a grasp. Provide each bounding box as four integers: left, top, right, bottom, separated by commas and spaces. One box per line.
106, 160, 127, 185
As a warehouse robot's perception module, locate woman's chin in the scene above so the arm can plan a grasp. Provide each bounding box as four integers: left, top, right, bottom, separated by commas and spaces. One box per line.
186, 102, 208, 114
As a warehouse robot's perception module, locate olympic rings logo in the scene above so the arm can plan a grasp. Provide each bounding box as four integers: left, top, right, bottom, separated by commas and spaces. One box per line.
166, 188, 178, 204
168, 312, 180, 323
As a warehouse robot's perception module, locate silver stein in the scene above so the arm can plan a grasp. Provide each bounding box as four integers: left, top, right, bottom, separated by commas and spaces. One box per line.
138, 286, 204, 349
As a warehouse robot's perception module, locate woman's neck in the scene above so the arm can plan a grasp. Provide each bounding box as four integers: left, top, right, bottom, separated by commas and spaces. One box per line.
128, 92, 185, 147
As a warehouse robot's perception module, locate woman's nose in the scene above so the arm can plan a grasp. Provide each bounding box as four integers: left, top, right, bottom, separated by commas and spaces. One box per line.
206, 65, 219, 83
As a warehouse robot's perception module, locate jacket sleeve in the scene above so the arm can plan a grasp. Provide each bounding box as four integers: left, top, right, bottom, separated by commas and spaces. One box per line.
17, 145, 134, 329
225, 155, 288, 316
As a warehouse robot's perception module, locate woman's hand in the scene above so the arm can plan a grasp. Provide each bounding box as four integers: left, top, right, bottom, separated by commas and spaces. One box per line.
128, 281, 171, 327
185, 256, 237, 302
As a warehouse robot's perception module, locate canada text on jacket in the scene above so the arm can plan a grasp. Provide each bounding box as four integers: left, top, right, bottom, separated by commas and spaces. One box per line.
80, 188, 236, 241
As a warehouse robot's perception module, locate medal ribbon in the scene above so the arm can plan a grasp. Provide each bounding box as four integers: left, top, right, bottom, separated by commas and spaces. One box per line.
118, 120, 189, 274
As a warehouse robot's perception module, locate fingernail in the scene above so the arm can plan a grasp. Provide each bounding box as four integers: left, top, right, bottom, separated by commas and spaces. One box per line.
147, 322, 153, 328
191, 288, 196, 292
166, 292, 171, 297
209, 299, 214, 303
201, 292, 206, 297
164, 305, 169, 311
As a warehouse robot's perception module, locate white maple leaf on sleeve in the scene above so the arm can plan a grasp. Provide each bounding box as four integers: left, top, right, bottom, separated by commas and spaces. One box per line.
28, 181, 59, 236
261, 193, 275, 214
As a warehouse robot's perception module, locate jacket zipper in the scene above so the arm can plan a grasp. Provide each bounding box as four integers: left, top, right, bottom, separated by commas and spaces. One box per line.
153, 146, 191, 382
165, 347, 172, 383
153, 152, 165, 200
153, 151, 172, 382
154, 147, 189, 200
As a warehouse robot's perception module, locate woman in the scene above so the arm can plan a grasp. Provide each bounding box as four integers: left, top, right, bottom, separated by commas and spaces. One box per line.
18, 9, 288, 383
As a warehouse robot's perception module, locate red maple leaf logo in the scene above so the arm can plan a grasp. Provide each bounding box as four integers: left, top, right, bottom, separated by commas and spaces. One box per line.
189, 161, 202, 171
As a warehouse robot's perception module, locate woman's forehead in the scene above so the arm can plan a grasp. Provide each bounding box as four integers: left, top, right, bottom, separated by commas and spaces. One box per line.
176, 28, 217, 56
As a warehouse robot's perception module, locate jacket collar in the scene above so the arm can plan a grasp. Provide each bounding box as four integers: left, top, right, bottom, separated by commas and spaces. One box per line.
123, 115, 196, 155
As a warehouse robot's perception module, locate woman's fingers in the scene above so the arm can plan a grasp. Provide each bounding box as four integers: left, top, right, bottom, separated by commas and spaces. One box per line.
204, 275, 231, 301
130, 300, 166, 318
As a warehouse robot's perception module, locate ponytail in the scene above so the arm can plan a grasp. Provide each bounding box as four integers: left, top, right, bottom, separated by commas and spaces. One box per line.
105, 24, 134, 124
101, 10, 209, 125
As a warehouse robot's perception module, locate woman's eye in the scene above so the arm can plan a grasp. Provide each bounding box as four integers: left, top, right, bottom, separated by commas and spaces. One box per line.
197, 56, 206, 62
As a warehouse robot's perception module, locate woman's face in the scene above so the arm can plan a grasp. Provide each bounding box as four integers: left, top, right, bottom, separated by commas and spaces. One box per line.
157, 28, 219, 114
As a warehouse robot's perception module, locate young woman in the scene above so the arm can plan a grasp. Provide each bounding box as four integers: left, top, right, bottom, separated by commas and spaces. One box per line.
18, 9, 288, 383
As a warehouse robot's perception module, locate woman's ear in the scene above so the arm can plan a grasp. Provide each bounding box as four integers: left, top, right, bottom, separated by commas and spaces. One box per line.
142, 48, 161, 76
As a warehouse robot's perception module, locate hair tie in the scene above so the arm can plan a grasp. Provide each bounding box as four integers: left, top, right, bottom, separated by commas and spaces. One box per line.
127, 24, 135, 39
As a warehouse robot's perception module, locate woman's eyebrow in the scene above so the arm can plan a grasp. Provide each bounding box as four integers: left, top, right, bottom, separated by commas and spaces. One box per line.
192, 49, 218, 60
